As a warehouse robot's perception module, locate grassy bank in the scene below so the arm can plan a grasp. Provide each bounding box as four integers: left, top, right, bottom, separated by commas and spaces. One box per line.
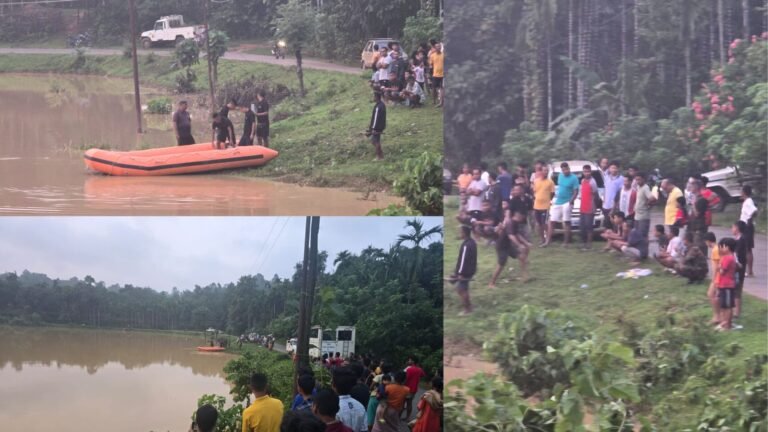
443, 200, 767, 428
0, 52, 442, 193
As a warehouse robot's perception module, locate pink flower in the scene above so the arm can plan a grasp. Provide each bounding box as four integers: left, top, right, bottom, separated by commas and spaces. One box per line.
730, 39, 741, 50
712, 103, 720, 111
710, 95, 720, 104
752, 35, 758, 43
727, 95, 734, 102
699, 125, 707, 131
762, 32, 768, 39
696, 113, 705, 121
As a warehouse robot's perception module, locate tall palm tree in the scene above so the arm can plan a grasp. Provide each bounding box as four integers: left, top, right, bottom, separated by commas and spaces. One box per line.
395, 219, 443, 303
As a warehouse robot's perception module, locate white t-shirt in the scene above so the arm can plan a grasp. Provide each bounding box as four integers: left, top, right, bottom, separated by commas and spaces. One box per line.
467, 179, 488, 212
481, 171, 490, 184
413, 65, 425, 83
336, 395, 367, 432
741, 197, 757, 223
619, 187, 632, 214
667, 236, 683, 259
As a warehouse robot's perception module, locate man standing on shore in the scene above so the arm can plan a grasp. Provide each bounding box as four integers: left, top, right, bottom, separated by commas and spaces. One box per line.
172, 101, 195, 145
255, 90, 270, 147
367, 92, 386, 160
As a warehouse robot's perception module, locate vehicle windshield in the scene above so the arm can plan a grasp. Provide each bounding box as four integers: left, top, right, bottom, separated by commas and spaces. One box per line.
154, 21, 163, 31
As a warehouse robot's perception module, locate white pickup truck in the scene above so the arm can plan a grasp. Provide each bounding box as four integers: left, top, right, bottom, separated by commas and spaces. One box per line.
141, 15, 204, 49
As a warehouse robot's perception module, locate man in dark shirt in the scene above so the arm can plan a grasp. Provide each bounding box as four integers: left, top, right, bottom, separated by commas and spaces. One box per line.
486, 172, 503, 224
172, 100, 195, 145
449, 225, 477, 315
347, 362, 370, 409
367, 92, 386, 160
688, 180, 711, 255
254, 90, 270, 147
219, 98, 236, 119
508, 184, 532, 242
497, 162, 513, 202
238, 104, 256, 146
211, 112, 236, 149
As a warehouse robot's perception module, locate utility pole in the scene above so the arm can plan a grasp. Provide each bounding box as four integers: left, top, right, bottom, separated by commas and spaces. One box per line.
204, 0, 215, 111
294, 216, 320, 385
128, 0, 142, 133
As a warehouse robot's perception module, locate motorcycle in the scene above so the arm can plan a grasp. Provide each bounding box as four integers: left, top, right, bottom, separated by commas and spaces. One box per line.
271, 40, 286, 59
67, 31, 92, 48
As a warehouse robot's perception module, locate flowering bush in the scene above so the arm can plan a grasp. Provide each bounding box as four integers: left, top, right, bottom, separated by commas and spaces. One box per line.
688, 35, 768, 180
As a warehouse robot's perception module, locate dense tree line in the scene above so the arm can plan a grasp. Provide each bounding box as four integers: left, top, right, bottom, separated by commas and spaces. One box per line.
0, 221, 443, 370
0, 0, 442, 62
445, 0, 767, 187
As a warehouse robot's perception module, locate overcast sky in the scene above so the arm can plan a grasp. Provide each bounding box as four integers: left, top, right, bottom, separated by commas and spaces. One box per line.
0, 217, 442, 291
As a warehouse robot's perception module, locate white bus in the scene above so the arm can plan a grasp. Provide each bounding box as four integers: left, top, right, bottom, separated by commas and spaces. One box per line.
309, 325, 356, 360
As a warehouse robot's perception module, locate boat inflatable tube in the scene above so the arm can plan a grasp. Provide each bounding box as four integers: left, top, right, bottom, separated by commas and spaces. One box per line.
85, 143, 278, 176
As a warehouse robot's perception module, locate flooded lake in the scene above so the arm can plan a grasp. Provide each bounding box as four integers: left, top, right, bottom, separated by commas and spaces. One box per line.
0, 74, 397, 215
0, 327, 235, 432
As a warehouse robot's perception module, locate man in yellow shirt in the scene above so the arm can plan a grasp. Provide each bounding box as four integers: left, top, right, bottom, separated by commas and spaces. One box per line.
532, 165, 555, 246
661, 179, 683, 227
428, 42, 444, 107
242, 373, 284, 432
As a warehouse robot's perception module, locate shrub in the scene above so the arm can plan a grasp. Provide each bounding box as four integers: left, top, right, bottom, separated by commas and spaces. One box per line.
393, 151, 442, 215
146, 97, 172, 114
175, 70, 197, 94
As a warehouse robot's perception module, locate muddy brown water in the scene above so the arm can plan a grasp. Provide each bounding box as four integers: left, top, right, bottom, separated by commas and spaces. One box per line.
0, 327, 235, 432
0, 74, 397, 215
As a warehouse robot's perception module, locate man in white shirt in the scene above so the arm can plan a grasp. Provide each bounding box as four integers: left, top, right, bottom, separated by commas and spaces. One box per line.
740, 185, 758, 276
467, 168, 488, 219
402, 76, 426, 107
333, 368, 367, 432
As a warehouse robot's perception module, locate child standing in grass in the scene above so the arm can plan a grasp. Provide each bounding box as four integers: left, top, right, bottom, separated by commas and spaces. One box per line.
716, 237, 738, 331
705, 232, 720, 325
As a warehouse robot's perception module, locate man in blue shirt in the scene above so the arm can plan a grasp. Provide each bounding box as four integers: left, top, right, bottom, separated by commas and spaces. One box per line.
603, 161, 624, 230
291, 374, 316, 412
546, 162, 580, 247
496, 162, 513, 202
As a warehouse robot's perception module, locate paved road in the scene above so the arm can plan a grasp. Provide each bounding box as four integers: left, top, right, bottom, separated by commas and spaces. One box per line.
0, 47, 361, 75
647, 212, 766, 300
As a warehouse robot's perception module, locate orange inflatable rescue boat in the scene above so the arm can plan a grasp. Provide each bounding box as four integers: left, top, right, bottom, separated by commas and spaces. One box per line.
197, 346, 226, 352
84, 143, 278, 176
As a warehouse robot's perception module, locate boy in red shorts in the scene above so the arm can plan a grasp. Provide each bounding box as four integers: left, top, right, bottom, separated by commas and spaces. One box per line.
716, 237, 738, 331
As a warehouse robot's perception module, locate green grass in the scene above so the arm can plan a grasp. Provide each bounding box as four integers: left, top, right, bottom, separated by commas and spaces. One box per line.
0, 53, 442, 192
443, 198, 768, 427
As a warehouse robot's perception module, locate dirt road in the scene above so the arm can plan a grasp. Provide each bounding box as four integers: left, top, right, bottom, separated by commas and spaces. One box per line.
0, 47, 361, 75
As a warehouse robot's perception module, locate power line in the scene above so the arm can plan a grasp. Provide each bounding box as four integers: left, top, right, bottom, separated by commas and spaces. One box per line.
251, 216, 281, 273
255, 217, 292, 276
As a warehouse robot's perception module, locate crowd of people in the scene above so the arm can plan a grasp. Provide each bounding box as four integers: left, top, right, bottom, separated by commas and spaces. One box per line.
366, 39, 444, 160
172, 91, 271, 148
191, 354, 442, 432
447, 158, 759, 331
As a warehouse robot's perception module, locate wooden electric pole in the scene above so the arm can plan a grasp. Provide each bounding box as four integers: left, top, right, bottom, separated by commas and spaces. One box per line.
204, 0, 215, 111
295, 216, 320, 385
128, 0, 142, 133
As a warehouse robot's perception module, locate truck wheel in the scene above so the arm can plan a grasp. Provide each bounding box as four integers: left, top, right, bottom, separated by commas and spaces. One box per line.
175, 36, 185, 46
141, 38, 152, 49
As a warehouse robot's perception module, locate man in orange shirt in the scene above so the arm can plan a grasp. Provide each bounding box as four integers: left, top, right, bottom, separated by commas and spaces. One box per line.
428, 41, 444, 107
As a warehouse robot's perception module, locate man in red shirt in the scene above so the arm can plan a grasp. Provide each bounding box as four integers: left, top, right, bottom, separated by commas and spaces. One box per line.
579, 165, 599, 251
403, 356, 426, 420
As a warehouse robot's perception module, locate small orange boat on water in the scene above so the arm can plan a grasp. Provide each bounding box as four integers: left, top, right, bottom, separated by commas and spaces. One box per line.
197, 346, 226, 352
84, 143, 278, 176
